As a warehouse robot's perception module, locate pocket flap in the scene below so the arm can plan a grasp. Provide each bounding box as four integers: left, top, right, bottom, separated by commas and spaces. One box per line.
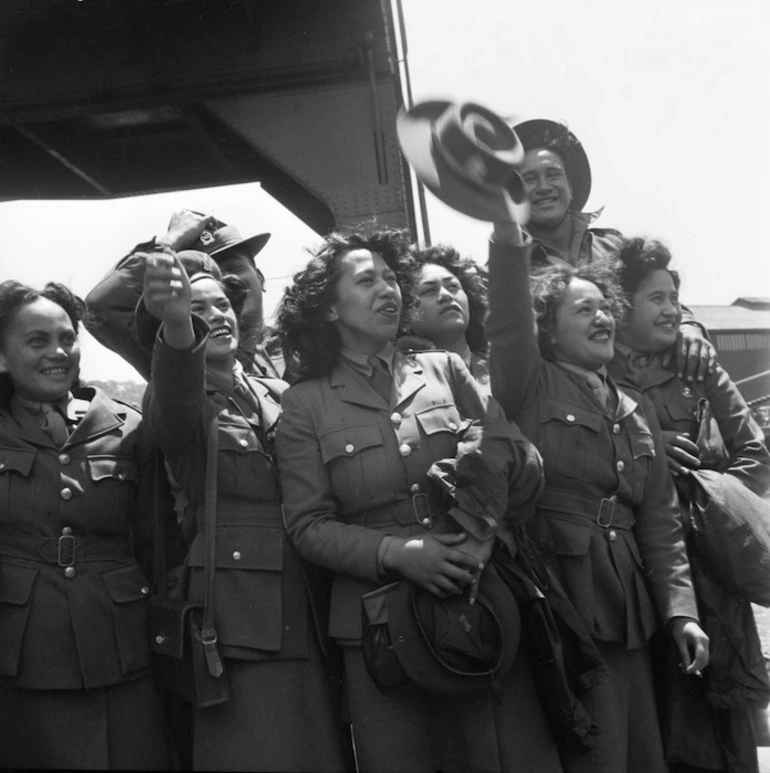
664, 400, 695, 423
188, 526, 285, 571
319, 424, 382, 463
102, 563, 150, 604
218, 422, 259, 454
0, 447, 36, 477
542, 399, 602, 433
0, 562, 39, 605
88, 455, 138, 483
415, 403, 465, 436
544, 516, 592, 556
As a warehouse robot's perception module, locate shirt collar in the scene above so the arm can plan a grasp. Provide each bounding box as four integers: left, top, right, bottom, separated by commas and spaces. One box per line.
556, 360, 609, 383
13, 392, 75, 419
340, 341, 395, 376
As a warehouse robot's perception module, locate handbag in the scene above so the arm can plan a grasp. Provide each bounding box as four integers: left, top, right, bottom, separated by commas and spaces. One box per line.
148, 410, 230, 708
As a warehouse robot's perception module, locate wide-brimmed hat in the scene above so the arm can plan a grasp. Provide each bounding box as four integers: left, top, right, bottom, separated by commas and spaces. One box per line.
397, 101, 529, 224
189, 218, 271, 265
387, 562, 520, 695
512, 119, 592, 213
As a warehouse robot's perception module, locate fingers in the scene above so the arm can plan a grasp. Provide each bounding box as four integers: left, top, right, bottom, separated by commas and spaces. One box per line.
145, 253, 185, 300
662, 431, 700, 475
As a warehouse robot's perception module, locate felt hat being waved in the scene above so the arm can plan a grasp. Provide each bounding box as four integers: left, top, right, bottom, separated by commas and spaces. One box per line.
397, 101, 530, 224
189, 217, 271, 266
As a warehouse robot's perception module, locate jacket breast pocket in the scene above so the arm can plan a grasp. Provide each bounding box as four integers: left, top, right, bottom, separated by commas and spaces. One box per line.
218, 420, 279, 500
88, 455, 139, 514
0, 447, 36, 517
0, 562, 39, 678
414, 403, 466, 460
188, 526, 285, 652
101, 563, 152, 675
320, 424, 387, 507
539, 399, 602, 482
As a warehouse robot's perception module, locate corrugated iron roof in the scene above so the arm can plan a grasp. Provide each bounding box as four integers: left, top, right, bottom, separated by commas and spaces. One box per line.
689, 305, 770, 332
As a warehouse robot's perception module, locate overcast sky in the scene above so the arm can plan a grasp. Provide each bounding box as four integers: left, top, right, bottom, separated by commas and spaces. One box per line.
0, 0, 766, 383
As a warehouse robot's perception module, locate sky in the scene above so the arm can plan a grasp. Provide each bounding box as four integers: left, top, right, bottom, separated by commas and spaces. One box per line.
0, 0, 767, 383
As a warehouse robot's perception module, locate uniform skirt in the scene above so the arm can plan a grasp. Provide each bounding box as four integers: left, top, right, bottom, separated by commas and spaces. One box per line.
0, 674, 170, 770
193, 634, 348, 772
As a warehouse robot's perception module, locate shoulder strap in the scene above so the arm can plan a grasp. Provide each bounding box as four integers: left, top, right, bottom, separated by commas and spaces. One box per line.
200, 409, 224, 678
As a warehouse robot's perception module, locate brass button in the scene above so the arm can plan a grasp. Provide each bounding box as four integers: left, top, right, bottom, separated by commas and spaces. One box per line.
64, 566, 76, 579
448, 422, 458, 431
608, 530, 618, 542
566, 414, 575, 422
0, 462, 5, 470
61, 526, 73, 536
616, 461, 625, 472
420, 518, 432, 527
399, 444, 411, 458
239, 438, 249, 448
140, 585, 150, 595
60, 488, 73, 501
117, 472, 126, 481
390, 412, 402, 425
233, 551, 242, 561
58, 453, 71, 465
410, 483, 421, 494
612, 424, 621, 435
155, 634, 166, 645
345, 443, 355, 454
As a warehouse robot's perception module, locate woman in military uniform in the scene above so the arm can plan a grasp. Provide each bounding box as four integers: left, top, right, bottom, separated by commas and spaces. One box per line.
141, 252, 346, 771
609, 237, 770, 773
274, 227, 561, 773
485, 222, 710, 773
0, 280, 169, 770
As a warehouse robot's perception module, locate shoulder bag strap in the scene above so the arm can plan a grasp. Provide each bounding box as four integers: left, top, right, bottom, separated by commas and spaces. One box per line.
200, 409, 224, 678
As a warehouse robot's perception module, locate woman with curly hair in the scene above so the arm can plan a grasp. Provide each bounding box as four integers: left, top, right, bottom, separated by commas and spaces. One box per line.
0, 280, 169, 769
400, 244, 491, 391
485, 220, 709, 773
609, 236, 770, 773
274, 227, 560, 773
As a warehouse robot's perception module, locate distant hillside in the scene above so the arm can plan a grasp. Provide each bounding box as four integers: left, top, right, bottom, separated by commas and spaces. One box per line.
86, 380, 146, 408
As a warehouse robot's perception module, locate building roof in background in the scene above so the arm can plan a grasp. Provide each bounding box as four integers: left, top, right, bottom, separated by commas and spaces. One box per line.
690, 298, 770, 332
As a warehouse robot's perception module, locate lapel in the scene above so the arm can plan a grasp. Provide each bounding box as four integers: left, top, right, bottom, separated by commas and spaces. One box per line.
392, 351, 425, 410
614, 382, 640, 423
246, 378, 282, 433
67, 388, 125, 447
329, 358, 385, 411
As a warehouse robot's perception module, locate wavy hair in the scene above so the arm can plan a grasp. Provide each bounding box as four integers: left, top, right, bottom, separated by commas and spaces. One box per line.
530, 262, 627, 360
610, 237, 681, 298
0, 281, 86, 408
408, 243, 488, 354
276, 227, 417, 379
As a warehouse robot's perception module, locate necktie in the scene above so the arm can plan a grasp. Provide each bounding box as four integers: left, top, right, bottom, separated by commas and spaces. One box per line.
584, 371, 612, 414
41, 403, 70, 446
367, 356, 392, 404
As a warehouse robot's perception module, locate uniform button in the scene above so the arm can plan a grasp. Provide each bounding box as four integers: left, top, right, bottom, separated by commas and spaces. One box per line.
266, 431, 275, 442
60, 488, 73, 501
64, 566, 76, 579
0, 462, 5, 470
390, 412, 402, 425
612, 424, 621, 435
609, 495, 617, 502
140, 585, 150, 595
566, 414, 575, 423
345, 443, 355, 454
410, 483, 421, 494
58, 453, 71, 465
239, 438, 249, 448
420, 518, 432, 527
117, 472, 126, 481
616, 461, 625, 472
232, 551, 242, 561
448, 422, 458, 431
399, 443, 412, 457
155, 635, 166, 645
61, 526, 73, 536
608, 530, 618, 542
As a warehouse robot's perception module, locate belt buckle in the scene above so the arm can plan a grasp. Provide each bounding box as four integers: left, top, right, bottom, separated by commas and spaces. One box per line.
57, 534, 76, 567
412, 492, 433, 529
596, 497, 617, 528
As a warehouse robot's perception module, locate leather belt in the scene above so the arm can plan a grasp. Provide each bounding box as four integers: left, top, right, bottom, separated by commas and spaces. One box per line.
536, 490, 635, 530
0, 530, 133, 564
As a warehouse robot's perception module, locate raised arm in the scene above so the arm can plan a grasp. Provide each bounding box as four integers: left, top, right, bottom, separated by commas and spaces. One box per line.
485, 223, 542, 420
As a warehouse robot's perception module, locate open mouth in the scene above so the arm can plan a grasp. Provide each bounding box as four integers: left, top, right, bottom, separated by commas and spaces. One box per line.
440, 304, 463, 315
533, 195, 559, 207
377, 302, 400, 316
589, 329, 612, 342
210, 326, 231, 339
656, 321, 677, 331
40, 366, 70, 376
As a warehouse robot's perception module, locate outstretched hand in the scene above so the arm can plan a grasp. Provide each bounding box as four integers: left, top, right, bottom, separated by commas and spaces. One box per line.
142, 252, 196, 351
157, 210, 217, 252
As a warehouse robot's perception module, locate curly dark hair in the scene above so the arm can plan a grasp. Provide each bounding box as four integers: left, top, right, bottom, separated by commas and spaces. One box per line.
275, 227, 417, 379
0, 280, 86, 408
530, 262, 627, 359
610, 237, 681, 298
515, 122, 579, 185
408, 243, 488, 354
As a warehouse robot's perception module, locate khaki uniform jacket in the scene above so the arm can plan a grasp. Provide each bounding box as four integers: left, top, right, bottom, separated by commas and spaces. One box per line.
0, 388, 155, 689
275, 350, 533, 641
487, 238, 699, 647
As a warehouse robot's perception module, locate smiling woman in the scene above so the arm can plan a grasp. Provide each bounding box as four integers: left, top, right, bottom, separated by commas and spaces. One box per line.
0, 280, 170, 770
